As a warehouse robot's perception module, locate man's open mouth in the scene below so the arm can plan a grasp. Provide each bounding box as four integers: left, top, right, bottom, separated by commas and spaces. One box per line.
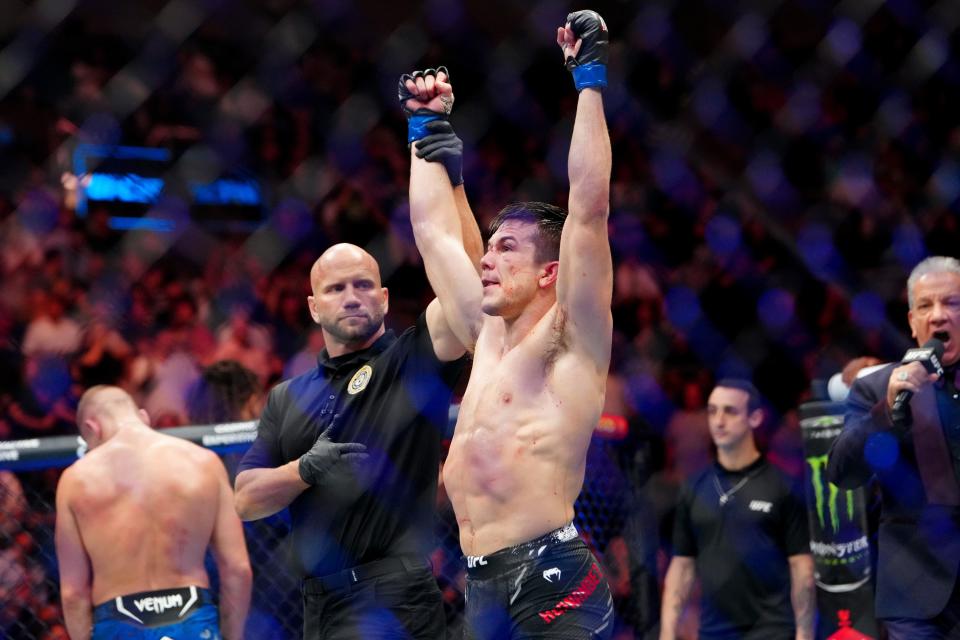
934, 331, 951, 346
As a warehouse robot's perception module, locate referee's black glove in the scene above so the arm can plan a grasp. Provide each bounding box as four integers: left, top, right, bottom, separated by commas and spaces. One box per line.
298, 425, 369, 486
415, 120, 464, 186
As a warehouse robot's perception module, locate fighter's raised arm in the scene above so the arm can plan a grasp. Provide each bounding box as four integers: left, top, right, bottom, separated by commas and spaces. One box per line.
407, 82, 485, 275
555, 10, 613, 369
402, 67, 485, 354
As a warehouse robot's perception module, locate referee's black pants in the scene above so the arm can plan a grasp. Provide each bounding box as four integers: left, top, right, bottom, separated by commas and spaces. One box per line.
302, 555, 445, 640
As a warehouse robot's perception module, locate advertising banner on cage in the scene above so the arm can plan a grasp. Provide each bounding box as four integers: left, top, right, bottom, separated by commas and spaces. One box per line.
0, 422, 258, 471
799, 401, 877, 640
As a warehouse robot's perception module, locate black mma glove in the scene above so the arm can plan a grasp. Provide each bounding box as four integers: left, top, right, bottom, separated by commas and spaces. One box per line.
398, 66, 453, 144
298, 425, 368, 486
564, 10, 608, 91
414, 119, 464, 186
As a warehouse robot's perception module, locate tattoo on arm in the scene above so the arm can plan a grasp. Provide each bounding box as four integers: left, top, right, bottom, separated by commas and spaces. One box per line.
789, 555, 815, 639
659, 558, 695, 639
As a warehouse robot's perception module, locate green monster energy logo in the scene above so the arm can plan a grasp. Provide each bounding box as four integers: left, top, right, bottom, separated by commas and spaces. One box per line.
807, 455, 854, 533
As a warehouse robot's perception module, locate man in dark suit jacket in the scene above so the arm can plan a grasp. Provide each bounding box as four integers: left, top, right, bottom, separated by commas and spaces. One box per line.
828, 256, 960, 639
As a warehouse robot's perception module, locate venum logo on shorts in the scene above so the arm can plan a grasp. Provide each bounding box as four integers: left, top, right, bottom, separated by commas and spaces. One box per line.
538, 563, 602, 624
542, 567, 561, 583
466, 555, 487, 568
348, 365, 373, 395
134, 593, 183, 614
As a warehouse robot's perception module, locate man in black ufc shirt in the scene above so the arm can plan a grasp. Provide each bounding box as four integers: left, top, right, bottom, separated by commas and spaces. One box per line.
234, 242, 478, 639
659, 379, 815, 640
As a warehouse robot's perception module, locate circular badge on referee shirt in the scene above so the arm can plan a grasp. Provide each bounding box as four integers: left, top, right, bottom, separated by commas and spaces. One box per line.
348, 365, 373, 395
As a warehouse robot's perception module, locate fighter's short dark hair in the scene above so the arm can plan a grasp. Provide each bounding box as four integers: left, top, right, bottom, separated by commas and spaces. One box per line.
714, 378, 763, 413
489, 202, 567, 263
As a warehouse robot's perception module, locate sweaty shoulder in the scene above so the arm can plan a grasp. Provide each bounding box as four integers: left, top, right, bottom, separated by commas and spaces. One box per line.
159, 432, 220, 467
66, 444, 111, 480
56, 461, 81, 499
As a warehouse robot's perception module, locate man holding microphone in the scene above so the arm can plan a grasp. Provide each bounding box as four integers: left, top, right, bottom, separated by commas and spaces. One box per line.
829, 256, 960, 638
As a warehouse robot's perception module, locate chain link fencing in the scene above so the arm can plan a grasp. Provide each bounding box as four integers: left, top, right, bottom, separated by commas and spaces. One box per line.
0, 427, 652, 639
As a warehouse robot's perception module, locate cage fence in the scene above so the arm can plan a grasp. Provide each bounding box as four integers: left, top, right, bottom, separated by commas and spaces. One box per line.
0, 424, 649, 639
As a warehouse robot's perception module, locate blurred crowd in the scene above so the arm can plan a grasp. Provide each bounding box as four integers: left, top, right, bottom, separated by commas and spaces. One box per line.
0, 0, 959, 637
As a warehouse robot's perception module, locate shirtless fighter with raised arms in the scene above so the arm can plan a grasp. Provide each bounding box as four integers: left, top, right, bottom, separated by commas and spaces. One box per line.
401, 9, 615, 638
56, 386, 252, 639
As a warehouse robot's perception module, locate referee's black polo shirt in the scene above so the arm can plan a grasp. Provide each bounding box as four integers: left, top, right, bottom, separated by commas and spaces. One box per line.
238, 313, 465, 578
672, 456, 809, 640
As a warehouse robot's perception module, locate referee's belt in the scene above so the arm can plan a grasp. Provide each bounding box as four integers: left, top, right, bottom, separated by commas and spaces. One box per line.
302, 555, 431, 594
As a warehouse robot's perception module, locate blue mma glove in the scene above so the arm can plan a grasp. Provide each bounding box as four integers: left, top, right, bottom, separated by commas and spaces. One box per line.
565, 10, 608, 91
398, 66, 452, 143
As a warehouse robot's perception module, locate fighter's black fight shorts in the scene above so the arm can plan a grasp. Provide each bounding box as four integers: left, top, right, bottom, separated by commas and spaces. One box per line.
92, 586, 220, 639
463, 523, 614, 639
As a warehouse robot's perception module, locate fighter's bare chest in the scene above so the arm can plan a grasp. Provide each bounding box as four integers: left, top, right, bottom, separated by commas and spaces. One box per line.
464, 344, 550, 406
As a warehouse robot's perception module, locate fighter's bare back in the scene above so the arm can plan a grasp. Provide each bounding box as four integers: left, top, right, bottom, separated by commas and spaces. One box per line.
443, 304, 607, 557
58, 429, 225, 604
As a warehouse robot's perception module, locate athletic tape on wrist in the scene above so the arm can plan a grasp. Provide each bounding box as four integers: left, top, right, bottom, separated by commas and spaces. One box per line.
571, 63, 607, 91
408, 113, 444, 144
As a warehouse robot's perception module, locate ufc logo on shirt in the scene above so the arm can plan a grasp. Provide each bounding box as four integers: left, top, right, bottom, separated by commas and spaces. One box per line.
749, 500, 773, 513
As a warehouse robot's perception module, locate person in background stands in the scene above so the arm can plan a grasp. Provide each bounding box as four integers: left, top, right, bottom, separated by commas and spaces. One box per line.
660, 379, 814, 640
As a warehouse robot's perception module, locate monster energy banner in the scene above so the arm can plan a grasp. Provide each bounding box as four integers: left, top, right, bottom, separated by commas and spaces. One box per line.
799, 401, 878, 640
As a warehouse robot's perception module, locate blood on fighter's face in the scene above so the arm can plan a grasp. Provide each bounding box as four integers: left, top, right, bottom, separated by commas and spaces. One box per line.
479, 221, 544, 317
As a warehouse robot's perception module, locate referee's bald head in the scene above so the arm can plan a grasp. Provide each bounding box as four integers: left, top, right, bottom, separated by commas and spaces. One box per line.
310, 244, 382, 294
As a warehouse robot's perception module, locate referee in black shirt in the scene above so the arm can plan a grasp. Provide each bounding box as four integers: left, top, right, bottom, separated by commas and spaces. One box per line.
234, 240, 479, 639
659, 379, 815, 640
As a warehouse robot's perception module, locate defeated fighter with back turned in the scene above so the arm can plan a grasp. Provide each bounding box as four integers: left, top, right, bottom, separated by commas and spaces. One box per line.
56, 385, 251, 640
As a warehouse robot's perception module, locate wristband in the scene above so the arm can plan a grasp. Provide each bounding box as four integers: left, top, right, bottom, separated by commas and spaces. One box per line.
571, 63, 607, 91
408, 113, 444, 144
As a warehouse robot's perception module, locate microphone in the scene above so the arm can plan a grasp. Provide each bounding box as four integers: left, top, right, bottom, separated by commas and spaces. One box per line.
891, 337, 945, 416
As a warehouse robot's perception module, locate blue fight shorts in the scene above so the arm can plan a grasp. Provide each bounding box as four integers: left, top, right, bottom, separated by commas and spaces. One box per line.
92, 586, 220, 640
463, 523, 614, 639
